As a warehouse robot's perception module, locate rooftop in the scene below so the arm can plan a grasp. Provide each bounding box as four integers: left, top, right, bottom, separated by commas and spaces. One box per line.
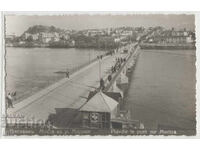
80, 92, 118, 113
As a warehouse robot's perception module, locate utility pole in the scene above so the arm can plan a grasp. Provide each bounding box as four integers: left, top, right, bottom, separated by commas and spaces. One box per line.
98, 56, 101, 81
89, 49, 91, 63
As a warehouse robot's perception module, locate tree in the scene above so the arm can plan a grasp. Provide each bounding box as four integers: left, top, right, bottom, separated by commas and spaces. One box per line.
26, 36, 33, 42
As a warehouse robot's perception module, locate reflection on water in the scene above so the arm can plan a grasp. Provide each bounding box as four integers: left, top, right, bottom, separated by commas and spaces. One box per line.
6, 47, 105, 101
126, 50, 196, 130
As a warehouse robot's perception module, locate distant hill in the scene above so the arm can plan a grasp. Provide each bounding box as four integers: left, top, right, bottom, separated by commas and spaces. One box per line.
22, 25, 64, 35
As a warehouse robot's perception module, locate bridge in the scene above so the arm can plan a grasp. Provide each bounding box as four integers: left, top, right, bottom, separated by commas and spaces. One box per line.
6, 42, 140, 126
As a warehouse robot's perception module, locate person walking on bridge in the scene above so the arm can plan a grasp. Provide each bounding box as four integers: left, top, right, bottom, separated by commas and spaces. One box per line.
7, 93, 14, 108
108, 74, 112, 82
66, 69, 70, 78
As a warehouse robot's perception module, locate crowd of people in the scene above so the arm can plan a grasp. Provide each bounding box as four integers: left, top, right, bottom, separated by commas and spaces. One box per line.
100, 56, 127, 90
111, 57, 126, 73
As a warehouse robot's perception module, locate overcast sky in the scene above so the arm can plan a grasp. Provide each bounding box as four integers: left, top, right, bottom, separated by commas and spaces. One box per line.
5, 14, 195, 36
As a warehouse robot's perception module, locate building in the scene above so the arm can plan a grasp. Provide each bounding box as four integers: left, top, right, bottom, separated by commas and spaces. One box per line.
148, 29, 195, 44
121, 30, 133, 36
24, 33, 31, 39
6, 34, 16, 41
80, 91, 119, 129
46, 91, 120, 129
39, 32, 56, 43
114, 38, 121, 43
22, 33, 40, 41
5, 34, 16, 46
87, 30, 105, 37
59, 33, 70, 40
186, 34, 194, 43
107, 28, 111, 35
31, 33, 39, 40
71, 40, 75, 46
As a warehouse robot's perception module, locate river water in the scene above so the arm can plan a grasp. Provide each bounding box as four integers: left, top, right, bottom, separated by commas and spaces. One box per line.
5, 47, 196, 131
126, 49, 196, 131
5, 47, 106, 101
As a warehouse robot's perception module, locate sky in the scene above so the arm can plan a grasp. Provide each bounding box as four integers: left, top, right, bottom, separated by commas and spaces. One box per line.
5, 14, 195, 36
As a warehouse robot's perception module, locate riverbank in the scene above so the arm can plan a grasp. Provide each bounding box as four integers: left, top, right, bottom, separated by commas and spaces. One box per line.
6, 44, 119, 50
139, 43, 196, 50
6, 35, 123, 49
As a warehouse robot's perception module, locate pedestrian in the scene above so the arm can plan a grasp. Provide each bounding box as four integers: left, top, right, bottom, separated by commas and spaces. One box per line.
108, 74, 112, 82
66, 70, 69, 78
111, 66, 114, 73
7, 93, 14, 108
113, 66, 116, 72
118, 63, 121, 69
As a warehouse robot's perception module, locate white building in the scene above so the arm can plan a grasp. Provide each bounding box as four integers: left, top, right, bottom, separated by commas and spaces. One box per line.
39, 32, 57, 43
32, 33, 39, 40
121, 30, 133, 36
88, 30, 104, 36
24, 33, 31, 39
186, 35, 194, 43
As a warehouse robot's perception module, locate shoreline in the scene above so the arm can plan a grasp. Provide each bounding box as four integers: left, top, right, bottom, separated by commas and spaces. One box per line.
139, 43, 196, 50
6, 45, 117, 51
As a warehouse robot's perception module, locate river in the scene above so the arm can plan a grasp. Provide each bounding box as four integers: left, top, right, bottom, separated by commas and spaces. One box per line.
5, 47, 106, 101
126, 49, 196, 131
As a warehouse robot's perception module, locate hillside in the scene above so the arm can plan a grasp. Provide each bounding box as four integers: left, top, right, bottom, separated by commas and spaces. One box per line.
23, 25, 64, 35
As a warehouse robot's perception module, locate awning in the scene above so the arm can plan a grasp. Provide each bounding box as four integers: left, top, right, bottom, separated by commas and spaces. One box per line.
80, 91, 118, 113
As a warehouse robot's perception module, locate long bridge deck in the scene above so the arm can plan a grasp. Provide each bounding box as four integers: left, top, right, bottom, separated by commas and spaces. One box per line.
6, 44, 138, 124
